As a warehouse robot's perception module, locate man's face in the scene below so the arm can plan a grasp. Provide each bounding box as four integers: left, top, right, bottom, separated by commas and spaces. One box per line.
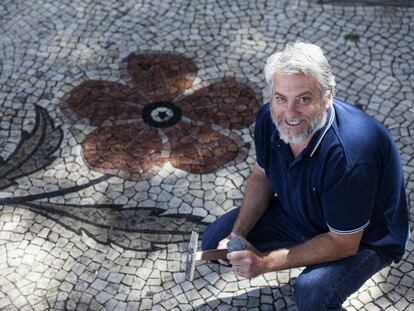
271, 72, 331, 145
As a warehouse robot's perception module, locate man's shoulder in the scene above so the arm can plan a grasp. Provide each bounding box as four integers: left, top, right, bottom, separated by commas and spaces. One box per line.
255, 102, 275, 134
329, 99, 395, 166
256, 102, 271, 119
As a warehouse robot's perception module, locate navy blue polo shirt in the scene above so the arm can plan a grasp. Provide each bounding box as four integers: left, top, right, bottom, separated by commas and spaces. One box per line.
255, 98, 409, 261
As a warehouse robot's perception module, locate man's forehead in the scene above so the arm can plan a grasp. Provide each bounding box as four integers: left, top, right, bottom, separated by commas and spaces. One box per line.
272, 72, 320, 94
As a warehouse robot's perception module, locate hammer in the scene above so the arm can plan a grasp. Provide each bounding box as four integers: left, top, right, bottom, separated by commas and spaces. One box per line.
185, 227, 246, 281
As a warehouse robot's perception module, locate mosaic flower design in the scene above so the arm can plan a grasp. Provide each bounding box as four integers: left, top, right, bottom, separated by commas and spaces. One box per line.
65, 52, 260, 180
0, 105, 208, 251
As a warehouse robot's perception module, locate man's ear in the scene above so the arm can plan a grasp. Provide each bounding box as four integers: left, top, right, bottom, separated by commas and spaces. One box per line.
324, 92, 333, 109
324, 99, 332, 110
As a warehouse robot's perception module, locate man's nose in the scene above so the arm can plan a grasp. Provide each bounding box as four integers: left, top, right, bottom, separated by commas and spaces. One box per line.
285, 100, 298, 115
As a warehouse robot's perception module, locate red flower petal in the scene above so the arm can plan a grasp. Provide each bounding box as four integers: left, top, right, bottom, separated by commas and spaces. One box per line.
124, 52, 197, 101
176, 78, 261, 130
67, 80, 146, 125
82, 124, 167, 180
164, 121, 246, 174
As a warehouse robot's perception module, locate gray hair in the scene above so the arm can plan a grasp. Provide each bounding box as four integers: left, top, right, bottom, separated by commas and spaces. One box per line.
264, 42, 335, 99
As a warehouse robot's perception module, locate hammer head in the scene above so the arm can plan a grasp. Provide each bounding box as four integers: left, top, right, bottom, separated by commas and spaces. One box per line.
185, 227, 199, 281
184, 230, 247, 281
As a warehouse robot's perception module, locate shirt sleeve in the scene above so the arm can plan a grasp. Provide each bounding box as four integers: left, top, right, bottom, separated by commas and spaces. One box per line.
254, 104, 269, 170
322, 163, 379, 234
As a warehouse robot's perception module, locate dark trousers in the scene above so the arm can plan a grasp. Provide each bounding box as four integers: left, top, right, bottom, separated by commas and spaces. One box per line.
202, 206, 391, 311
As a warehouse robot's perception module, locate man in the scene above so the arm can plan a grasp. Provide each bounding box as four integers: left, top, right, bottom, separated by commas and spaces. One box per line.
201, 42, 410, 310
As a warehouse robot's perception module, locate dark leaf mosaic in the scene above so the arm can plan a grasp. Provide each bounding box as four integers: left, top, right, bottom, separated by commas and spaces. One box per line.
23, 202, 208, 251
0, 105, 63, 190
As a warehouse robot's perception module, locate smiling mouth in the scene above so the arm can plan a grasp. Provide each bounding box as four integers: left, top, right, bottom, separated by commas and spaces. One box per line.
285, 119, 304, 126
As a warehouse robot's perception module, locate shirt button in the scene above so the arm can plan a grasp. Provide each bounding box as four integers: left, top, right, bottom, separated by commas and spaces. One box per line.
312, 187, 316, 192
274, 193, 278, 197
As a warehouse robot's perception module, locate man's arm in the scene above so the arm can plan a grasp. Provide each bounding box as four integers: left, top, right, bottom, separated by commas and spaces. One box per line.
265, 229, 363, 268
228, 229, 363, 279
216, 164, 273, 262
232, 164, 274, 237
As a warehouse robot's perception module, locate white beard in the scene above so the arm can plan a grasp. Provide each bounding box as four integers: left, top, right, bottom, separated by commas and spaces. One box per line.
271, 106, 327, 145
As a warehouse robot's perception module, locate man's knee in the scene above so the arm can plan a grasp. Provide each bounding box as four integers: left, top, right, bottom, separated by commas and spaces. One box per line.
293, 272, 343, 311
201, 224, 219, 251
200, 208, 240, 251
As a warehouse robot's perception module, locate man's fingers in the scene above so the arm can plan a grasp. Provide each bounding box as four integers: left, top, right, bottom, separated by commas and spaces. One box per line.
227, 250, 250, 264
218, 259, 230, 266
232, 263, 251, 279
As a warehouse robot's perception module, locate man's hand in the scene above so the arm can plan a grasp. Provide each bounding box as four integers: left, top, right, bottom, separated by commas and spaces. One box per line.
227, 237, 267, 279
216, 232, 247, 266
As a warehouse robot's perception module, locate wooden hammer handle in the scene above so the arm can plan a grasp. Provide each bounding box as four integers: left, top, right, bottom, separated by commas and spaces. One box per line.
195, 249, 228, 261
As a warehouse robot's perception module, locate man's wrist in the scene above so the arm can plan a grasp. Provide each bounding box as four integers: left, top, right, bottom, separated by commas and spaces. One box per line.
230, 230, 247, 238
260, 253, 270, 275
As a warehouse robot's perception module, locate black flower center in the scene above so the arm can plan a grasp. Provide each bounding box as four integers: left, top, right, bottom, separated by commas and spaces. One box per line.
140, 63, 152, 71
142, 101, 182, 128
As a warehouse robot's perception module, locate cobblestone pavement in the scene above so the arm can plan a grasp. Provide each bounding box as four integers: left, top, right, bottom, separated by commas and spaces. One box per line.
0, 0, 413, 310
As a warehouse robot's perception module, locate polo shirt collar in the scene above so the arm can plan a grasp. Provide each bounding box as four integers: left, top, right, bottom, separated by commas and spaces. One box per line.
270, 103, 336, 158
307, 103, 336, 157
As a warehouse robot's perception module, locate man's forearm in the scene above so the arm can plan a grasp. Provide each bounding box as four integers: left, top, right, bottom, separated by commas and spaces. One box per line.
262, 231, 363, 272
232, 165, 273, 237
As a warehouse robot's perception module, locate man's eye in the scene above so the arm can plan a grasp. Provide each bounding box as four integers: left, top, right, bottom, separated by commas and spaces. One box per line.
298, 97, 311, 104
274, 96, 286, 103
